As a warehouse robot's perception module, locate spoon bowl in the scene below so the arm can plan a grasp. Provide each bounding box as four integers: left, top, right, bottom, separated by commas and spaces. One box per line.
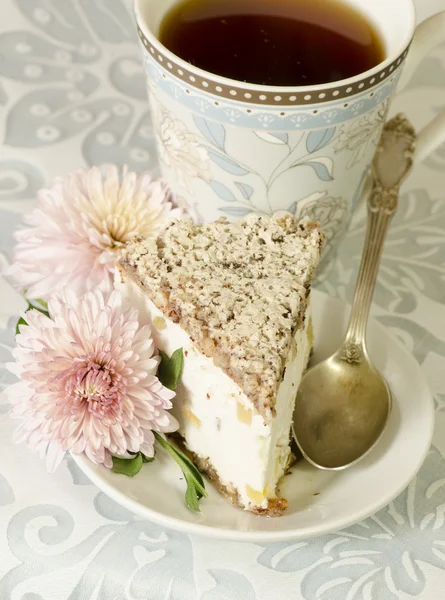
293, 349, 391, 470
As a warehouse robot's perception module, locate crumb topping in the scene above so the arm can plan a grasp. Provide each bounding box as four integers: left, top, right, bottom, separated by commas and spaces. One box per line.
120, 214, 323, 421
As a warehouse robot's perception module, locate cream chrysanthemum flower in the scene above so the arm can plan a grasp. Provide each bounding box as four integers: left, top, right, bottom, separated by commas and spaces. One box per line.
9, 165, 184, 300
6, 288, 178, 472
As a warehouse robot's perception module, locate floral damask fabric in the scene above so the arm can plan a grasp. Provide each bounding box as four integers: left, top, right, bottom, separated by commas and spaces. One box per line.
1, 1, 445, 598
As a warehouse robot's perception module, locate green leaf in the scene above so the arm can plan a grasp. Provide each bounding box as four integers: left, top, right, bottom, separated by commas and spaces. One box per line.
185, 475, 201, 511
111, 453, 143, 477
27, 300, 50, 318
142, 453, 155, 463
154, 432, 207, 511
15, 316, 28, 336
15, 298, 50, 336
32, 298, 48, 310
157, 348, 184, 391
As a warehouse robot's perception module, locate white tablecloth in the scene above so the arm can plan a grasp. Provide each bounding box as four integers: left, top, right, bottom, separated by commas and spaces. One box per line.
1, 1, 445, 598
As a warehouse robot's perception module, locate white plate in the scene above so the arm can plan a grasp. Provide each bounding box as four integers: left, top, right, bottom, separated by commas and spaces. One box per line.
72, 290, 434, 542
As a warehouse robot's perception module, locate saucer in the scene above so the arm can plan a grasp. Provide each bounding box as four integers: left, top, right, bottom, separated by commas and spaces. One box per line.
72, 290, 434, 542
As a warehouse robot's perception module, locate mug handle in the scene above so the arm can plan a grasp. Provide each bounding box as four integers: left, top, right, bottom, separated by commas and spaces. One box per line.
358, 13, 445, 206
397, 12, 445, 162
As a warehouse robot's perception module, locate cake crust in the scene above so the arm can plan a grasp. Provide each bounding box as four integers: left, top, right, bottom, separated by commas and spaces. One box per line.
119, 214, 323, 422
171, 432, 291, 516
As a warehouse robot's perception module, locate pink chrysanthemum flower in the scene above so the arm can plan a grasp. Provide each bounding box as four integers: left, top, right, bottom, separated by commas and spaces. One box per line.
6, 288, 178, 472
8, 165, 184, 300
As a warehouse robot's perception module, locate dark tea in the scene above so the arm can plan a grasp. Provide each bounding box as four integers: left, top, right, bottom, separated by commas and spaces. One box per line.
159, 0, 385, 86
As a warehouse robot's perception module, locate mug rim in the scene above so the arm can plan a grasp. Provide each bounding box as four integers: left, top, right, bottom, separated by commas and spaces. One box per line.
134, 0, 416, 96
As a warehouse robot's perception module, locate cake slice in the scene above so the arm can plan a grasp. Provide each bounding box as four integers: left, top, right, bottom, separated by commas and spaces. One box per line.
116, 214, 323, 516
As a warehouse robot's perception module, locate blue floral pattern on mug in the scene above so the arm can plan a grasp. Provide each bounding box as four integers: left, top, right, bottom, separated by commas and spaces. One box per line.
149, 81, 389, 248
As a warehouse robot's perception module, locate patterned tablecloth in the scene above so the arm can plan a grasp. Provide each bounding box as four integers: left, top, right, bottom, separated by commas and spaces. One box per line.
1, 1, 445, 599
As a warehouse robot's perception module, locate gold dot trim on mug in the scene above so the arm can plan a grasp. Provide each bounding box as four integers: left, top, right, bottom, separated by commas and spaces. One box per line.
138, 27, 410, 105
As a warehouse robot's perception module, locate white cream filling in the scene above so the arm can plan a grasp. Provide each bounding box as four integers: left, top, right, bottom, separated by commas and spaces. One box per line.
115, 271, 310, 510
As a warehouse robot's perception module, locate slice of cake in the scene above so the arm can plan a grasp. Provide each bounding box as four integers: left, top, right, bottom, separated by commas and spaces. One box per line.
116, 214, 323, 516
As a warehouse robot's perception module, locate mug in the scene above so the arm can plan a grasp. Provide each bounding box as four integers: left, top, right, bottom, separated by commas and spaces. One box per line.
134, 0, 445, 257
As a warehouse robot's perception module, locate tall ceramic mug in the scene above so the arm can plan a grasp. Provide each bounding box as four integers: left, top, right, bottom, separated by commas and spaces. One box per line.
134, 0, 445, 257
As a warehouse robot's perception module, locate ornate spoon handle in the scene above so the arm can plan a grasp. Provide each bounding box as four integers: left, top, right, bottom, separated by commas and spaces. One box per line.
340, 114, 416, 364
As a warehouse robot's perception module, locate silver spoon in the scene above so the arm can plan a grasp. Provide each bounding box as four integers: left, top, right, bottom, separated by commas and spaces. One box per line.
292, 113, 416, 470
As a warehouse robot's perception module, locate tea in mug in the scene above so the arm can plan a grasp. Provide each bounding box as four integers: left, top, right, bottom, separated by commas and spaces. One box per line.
159, 0, 385, 86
